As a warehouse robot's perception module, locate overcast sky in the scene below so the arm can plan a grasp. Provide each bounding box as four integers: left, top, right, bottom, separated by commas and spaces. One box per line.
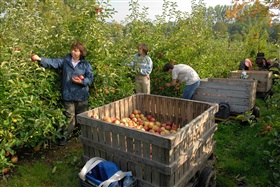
108, 0, 234, 22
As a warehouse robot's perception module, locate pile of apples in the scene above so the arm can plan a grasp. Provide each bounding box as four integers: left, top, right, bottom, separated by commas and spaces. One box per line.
91, 109, 180, 135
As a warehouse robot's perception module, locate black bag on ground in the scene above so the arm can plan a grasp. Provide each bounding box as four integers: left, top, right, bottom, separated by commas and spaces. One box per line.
215, 101, 230, 119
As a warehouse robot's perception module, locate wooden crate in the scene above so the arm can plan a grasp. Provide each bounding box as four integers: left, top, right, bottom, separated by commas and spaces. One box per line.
229, 70, 272, 93
77, 94, 218, 187
192, 78, 257, 114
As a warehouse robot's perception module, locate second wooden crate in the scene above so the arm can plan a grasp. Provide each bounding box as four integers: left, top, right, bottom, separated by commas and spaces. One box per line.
229, 70, 272, 93
192, 78, 257, 114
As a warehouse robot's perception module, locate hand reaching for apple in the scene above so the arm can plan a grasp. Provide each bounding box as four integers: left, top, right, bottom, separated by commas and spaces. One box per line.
31, 55, 41, 61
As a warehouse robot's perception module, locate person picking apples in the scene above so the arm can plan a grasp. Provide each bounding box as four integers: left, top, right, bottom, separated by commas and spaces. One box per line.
162, 62, 200, 100
127, 43, 153, 94
31, 41, 94, 146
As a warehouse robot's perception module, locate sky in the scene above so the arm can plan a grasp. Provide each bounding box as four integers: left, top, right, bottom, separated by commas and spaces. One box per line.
107, 0, 234, 23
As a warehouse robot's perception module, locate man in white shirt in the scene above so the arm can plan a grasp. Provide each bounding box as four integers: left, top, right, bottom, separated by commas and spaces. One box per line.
163, 62, 200, 99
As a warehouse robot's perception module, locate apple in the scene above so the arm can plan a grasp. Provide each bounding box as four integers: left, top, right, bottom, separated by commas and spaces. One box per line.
129, 113, 135, 119
5, 151, 11, 157
33, 146, 40, 152
160, 131, 166, 135
31, 55, 37, 61
102, 116, 112, 123
165, 125, 171, 130
157, 128, 163, 134
143, 126, 149, 131
114, 120, 120, 125
91, 114, 99, 119
264, 125, 271, 131
2, 168, 10, 174
11, 155, 18, 164
149, 129, 155, 133
166, 121, 173, 126
138, 120, 144, 126
170, 130, 177, 134
110, 117, 117, 123
144, 121, 149, 126
147, 115, 153, 120
133, 110, 139, 115
148, 122, 154, 129
152, 125, 159, 132
155, 121, 161, 127
161, 123, 166, 128
149, 117, 155, 122
164, 129, 170, 134
79, 75, 84, 80
171, 124, 179, 131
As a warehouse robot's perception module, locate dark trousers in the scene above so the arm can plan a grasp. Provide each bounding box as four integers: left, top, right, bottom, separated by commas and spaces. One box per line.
62, 100, 89, 136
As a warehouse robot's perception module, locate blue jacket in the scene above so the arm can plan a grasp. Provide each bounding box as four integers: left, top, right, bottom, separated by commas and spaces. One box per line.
39, 54, 94, 101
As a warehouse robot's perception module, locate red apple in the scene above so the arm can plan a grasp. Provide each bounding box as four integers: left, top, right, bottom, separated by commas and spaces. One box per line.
165, 126, 171, 130
110, 117, 116, 123
147, 115, 153, 120
157, 128, 163, 134
161, 123, 166, 128
91, 114, 99, 119
264, 125, 271, 131
166, 121, 173, 126
129, 113, 135, 119
149, 129, 155, 133
149, 117, 155, 122
143, 126, 149, 131
172, 124, 179, 131
79, 75, 84, 80
31, 55, 37, 61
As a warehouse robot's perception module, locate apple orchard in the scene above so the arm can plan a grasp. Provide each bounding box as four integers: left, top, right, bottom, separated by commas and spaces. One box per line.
0, 0, 279, 182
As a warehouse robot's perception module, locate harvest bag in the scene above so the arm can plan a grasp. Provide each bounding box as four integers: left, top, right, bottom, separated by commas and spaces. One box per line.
79, 157, 131, 187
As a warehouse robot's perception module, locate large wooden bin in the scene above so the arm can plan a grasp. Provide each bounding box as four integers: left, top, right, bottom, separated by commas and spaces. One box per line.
229, 70, 272, 93
192, 78, 257, 114
77, 94, 219, 187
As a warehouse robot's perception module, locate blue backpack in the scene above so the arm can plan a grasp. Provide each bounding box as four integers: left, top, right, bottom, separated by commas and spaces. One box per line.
79, 157, 131, 187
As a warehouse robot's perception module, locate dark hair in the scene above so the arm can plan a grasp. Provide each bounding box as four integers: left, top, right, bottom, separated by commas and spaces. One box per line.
162, 62, 174, 72
71, 41, 87, 58
138, 43, 148, 55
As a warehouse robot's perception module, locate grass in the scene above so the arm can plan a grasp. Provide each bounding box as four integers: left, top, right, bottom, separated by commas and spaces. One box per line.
214, 112, 270, 186
1, 138, 84, 187
1, 100, 272, 187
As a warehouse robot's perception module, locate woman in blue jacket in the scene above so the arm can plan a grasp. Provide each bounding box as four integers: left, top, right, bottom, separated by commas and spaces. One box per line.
32, 41, 94, 146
